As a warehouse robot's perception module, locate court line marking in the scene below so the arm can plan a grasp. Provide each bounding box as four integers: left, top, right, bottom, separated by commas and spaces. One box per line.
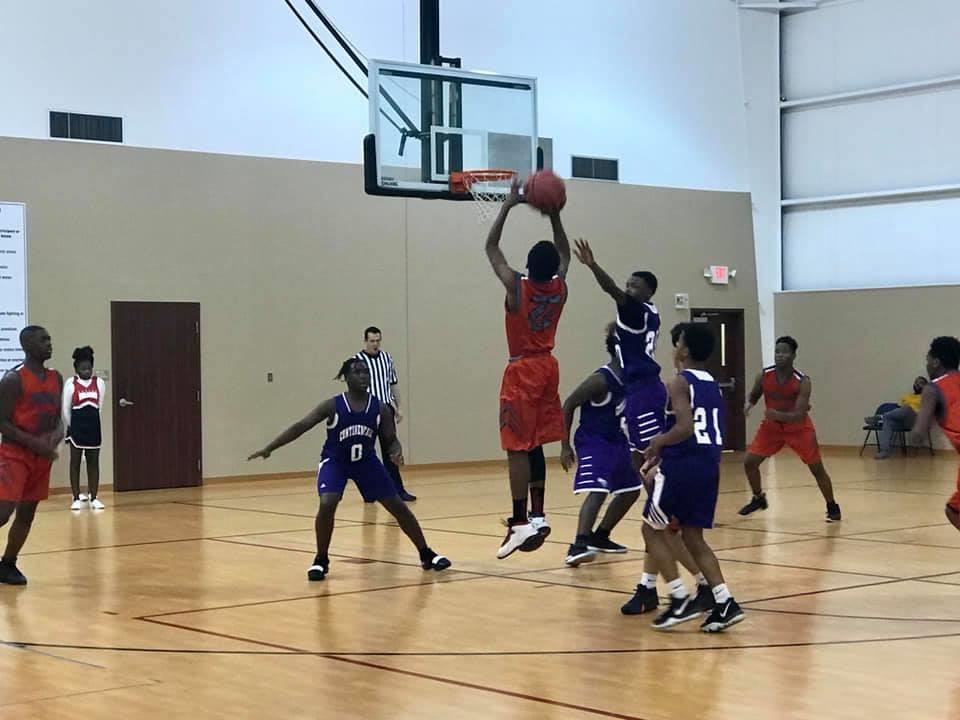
0, 680, 160, 708
122, 536, 939, 621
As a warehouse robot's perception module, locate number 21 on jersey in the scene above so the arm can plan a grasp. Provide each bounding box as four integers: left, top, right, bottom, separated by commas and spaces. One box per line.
694, 407, 723, 446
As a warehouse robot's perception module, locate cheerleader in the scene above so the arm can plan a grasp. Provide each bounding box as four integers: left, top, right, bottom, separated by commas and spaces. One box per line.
61, 346, 106, 510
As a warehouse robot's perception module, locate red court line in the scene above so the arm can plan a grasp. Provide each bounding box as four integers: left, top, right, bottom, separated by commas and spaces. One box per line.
136, 617, 648, 720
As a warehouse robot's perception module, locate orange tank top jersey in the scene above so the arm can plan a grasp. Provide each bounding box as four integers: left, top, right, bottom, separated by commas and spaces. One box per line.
761, 366, 811, 426
933, 372, 960, 449
504, 274, 567, 359
10, 366, 60, 436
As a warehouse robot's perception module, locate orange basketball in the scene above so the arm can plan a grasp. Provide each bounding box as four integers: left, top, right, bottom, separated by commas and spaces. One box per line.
523, 170, 566, 213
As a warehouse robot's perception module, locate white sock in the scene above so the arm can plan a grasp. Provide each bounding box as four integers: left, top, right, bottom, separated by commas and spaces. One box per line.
667, 578, 688, 600
694, 572, 707, 587
712, 583, 731, 604
640, 573, 657, 590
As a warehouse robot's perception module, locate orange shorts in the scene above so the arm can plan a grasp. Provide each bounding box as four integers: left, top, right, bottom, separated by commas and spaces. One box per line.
499, 354, 563, 452
0, 443, 53, 502
748, 419, 822, 466
947, 464, 960, 513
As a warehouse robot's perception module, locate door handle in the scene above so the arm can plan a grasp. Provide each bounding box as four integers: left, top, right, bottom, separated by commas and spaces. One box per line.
119, 398, 135, 408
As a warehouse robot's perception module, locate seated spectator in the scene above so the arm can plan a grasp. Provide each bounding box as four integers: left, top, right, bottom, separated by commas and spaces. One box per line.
872, 376, 927, 459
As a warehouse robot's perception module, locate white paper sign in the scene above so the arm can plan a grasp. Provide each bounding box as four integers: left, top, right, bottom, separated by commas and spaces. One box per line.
0, 203, 27, 372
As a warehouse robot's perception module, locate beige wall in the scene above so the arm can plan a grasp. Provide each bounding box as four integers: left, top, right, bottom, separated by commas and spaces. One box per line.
0, 137, 759, 487
776, 286, 960, 448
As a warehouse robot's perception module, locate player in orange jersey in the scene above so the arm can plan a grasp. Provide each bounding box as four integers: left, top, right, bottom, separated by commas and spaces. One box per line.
738, 336, 841, 522
486, 178, 571, 559
911, 336, 960, 531
0, 326, 64, 585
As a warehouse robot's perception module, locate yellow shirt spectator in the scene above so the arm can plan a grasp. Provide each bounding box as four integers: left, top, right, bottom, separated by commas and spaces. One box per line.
899, 392, 922, 412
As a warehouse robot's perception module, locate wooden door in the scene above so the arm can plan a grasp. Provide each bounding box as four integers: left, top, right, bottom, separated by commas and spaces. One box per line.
111, 302, 202, 491
690, 309, 746, 451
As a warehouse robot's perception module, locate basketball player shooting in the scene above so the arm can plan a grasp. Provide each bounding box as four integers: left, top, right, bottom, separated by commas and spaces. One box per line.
486, 177, 571, 559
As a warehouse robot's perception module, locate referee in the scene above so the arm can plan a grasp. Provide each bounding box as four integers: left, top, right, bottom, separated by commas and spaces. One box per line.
355, 326, 416, 502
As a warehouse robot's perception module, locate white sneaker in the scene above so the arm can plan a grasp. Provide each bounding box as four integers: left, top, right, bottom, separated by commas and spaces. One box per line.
70, 499, 84, 511
496, 520, 544, 559
90, 498, 106, 510
78, 493, 89, 501
529, 515, 551, 539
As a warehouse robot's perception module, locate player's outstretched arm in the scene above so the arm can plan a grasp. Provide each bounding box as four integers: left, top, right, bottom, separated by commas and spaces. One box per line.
560, 372, 607, 471
744, 372, 764, 416
572, 239, 627, 305
248, 398, 334, 460
766, 377, 812, 423
549, 212, 571, 279
911, 383, 940, 445
485, 178, 521, 297
645, 374, 693, 461
378, 403, 404, 466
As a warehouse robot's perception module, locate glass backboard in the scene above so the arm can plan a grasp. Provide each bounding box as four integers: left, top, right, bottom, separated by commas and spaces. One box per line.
364, 60, 538, 200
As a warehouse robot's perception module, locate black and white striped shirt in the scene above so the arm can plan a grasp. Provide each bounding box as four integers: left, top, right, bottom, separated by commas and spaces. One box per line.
354, 350, 398, 406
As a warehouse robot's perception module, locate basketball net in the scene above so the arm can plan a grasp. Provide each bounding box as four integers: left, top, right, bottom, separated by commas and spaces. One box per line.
450, 170, 517, 223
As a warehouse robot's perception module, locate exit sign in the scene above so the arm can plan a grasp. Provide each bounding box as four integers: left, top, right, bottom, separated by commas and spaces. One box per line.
708, 265, 730, 285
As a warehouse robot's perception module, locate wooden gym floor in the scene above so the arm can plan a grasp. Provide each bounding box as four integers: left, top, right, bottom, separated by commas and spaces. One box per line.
2, 450, 960, 719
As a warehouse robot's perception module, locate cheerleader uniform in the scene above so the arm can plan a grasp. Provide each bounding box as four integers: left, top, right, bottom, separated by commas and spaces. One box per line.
62, 375, 105, 449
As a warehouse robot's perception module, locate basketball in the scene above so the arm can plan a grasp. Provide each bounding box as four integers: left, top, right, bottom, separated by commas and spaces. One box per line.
524, 170, 566, 213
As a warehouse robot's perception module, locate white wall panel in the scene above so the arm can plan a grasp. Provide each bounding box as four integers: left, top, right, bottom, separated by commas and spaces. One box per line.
782, 197, 960, 290
783, 86, 960, 199
782, 0, 960, 99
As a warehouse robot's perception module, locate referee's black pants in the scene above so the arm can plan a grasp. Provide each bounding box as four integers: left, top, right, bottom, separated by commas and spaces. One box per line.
378, 434, 406, 494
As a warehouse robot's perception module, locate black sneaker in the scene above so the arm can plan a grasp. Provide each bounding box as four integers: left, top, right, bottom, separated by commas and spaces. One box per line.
399, 490, 417, 502
621, 585, 660, 615
307, 557, 328, 582
0, 561, 27, 586
652, 595, 702, 629
421, 552, 451, 571
564, 544, 596, 567
700, 598, 745, 632
586, 532, 627, 553
689, 584, 715, 614
825, 502, 842, 523
738, 493, 768, 516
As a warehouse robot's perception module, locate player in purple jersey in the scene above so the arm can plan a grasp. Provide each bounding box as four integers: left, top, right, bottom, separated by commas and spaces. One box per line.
636, 323, 745, 632
249, 358, 451, 581
573, 239, 666, 454
574, 239, 709, 614
560, 325, 643, 566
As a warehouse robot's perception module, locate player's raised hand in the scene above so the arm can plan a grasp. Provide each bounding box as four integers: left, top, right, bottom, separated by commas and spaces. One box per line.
573, 238, 594, 266
560, 443, 576, 472
504, 176, 522, 209
248, 448, 271, 461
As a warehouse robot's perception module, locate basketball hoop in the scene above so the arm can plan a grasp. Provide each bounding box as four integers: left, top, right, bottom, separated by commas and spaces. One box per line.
450, 170, 517, 223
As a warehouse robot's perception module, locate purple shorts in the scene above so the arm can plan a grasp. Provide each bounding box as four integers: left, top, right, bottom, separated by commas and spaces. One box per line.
573, 435, 642, 495
642, 454, 720, 530
317, 455, 397, 502
624, 377, 668, 451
